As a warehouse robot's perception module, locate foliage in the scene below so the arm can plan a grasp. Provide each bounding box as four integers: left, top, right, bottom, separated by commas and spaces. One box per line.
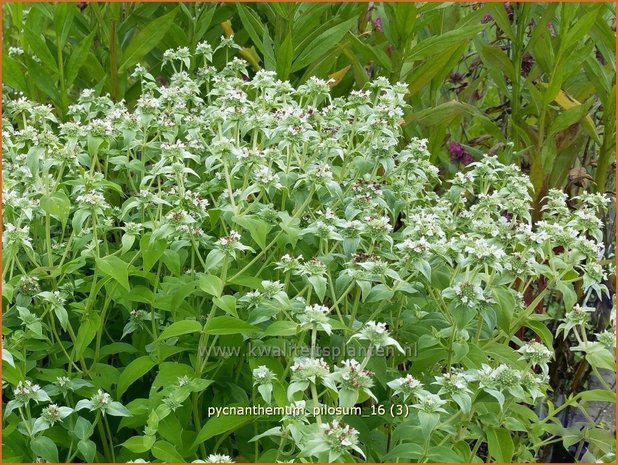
2, 44, 615, 463
2, 2, 615, 202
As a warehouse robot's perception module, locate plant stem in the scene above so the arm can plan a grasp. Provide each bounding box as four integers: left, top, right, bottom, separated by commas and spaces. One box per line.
110, 19, 119, 100
95, 412, 112, 461
102, 413, 116, 462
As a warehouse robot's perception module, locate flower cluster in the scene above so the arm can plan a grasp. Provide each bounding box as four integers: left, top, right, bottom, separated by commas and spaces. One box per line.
351, 321, 405, 354
2, 39, 614, 464
290, 358, 330, 383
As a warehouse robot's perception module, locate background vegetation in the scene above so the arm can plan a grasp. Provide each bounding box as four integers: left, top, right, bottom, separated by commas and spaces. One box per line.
2, 2, 616, 463
3, 2, 616, 202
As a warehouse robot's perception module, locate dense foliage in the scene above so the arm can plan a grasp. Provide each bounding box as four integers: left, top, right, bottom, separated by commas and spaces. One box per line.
2, 2, 616, 199
2, 42, 616, 463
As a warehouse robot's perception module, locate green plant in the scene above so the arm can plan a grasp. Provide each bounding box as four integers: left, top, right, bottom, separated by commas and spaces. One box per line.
4, 2, 614, 203
2, 3, 221, 111
2, 43, 615, 463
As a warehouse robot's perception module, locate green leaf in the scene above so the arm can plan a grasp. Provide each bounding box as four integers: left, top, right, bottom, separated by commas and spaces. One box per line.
53, 305, 69, 332
199, 274, 224, 297
555, 281, 577, 311
418, 411, 440, 437
492, 287, 516, 333
151, 362, 194, 391
428, 446, 466, 463
586, 350, 616, 371
291, 17, 357, 72
487, 3, 514, 40
151, 440, 185, 463
204, 316, 259, 336
233, 215, 270, 250
119, 8, 179, 73
338, 388, 358, 408
406, 100, 502, 140
264, 321, 299, 337
564, 6, 601, 50
213, 295, 238, 317
524, 320, 554, 347
140, 234, 168, 273
308, 275, 327, 302
106, 401, 132, 417
236, 4, 275, 66
54, 2, 75, 49
392, 3, 417, 42
24, 21, 58, 73
122, 435, 156, 454
24, 56, 61, 106
2, 54, 28, 92
406, 24, 483, 62
365, 284, 394, 303
161, 249, 181, 276
192, 413, 251, 448
74, 313, 101, 359
383, 443, 423, 461
73, 417, 93, 441
66, 31, 96, 86
96, 255, 130, 291
486, 426, 514, 462
477, 43, 516, 83
117, 356, 157, 397
40, 191, 71, 226
406, 44, 462, 97
30, 436, 59, 463
346, 32, 392, 72
276, 32, 293, 80
121, 234, 136, 255
157, 320, 202, 342
579, 389, 616, 403
77, 439, 96, 462
204, 248, 225, 272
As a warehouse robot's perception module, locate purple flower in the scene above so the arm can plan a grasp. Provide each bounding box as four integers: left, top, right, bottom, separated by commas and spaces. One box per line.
448, 142, 474, 165
449, 72, 464, 83
481, 13, 493, 24
448, 142, 465, 161
521, 53, 534, 77
374, 17, 383, 32
461, 152, 474, 166
504, 3, 514, 21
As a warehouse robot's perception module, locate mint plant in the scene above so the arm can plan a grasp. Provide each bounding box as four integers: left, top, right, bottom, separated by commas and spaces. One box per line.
2, 41, 615, 463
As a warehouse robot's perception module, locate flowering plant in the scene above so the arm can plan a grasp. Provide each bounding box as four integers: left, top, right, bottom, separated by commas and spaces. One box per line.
2, 42, 615, 463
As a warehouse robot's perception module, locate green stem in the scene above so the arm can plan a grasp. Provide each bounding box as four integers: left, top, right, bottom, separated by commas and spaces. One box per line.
102, 413, 116, 462
310, 382, 322, 426
95, 412, 112, 461
229, 189, 314, 282
56, 35, 66, 113
110, 20, 119, 100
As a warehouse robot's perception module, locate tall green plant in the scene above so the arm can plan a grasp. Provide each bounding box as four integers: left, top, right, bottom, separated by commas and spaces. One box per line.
3, 2, 615, 202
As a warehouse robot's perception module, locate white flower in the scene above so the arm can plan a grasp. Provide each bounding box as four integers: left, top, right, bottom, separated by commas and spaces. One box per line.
8, 47, 24, 56
350, 321, 404, 354
290, 357, 329, 382
388, 375, 423, 400
412, 391, 447, 414
252, 366, 276, 385
517, 341, 553, 368
297, 304, 332, 334
193, 454, 234, 463
596, 328, 616, 349
322, 420, 364, 457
